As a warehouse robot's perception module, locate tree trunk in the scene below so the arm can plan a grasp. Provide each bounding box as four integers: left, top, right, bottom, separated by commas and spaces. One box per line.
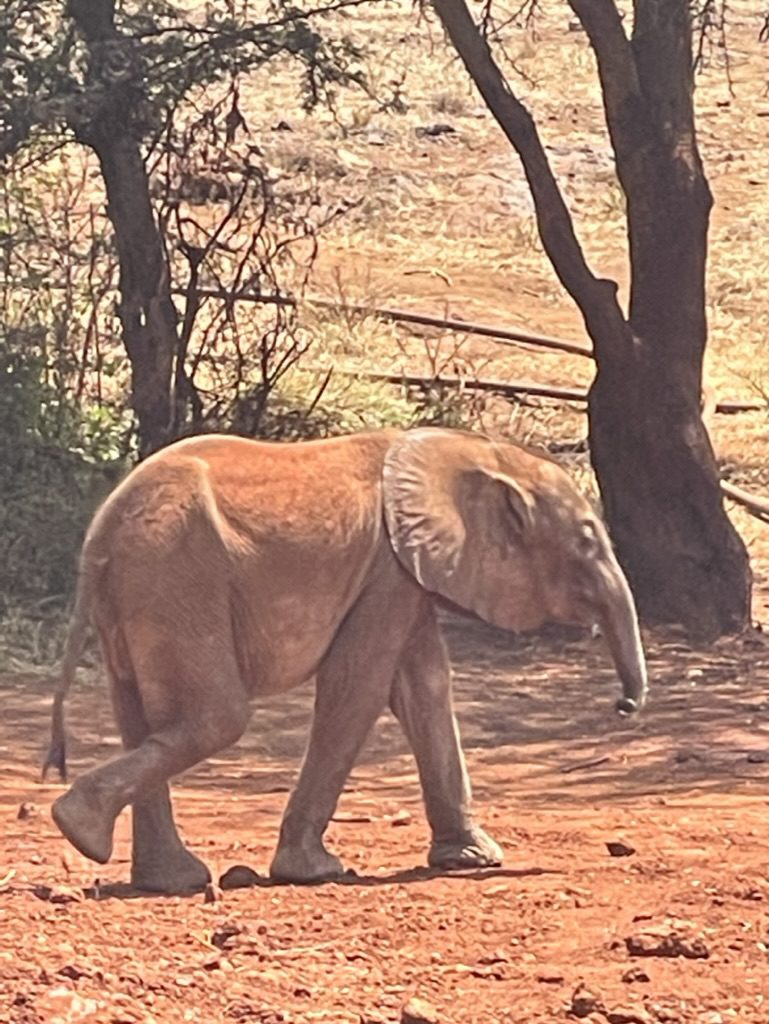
576, 0, 751, 638
67, 0, 179, 457
432, 0, 751, 639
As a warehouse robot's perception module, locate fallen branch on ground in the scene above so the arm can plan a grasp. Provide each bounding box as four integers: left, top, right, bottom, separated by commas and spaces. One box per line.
720, 481, 769, 522
170, 287, 594, 358
322, 364, 765, 415
176, 287, 765, 414
338, 367, 588, 404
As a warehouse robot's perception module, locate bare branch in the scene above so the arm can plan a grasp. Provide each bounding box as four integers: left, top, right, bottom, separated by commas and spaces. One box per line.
430, 0, 628, 353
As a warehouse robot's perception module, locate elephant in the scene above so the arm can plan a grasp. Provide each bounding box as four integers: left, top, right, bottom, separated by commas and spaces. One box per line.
42, 427, 647, 893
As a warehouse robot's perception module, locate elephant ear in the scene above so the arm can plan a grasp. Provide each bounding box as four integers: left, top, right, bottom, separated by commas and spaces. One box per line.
383, 428, 538, 628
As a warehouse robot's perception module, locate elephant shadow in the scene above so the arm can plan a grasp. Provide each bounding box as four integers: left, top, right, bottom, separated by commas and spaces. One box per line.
84, 864, 557, 901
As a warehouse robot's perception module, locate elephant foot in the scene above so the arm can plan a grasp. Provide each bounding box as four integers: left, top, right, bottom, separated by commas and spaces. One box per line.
269, 840, 344, 884
131, 848, 211, 894
51, 782, 117, 865
428, 826, 503, 870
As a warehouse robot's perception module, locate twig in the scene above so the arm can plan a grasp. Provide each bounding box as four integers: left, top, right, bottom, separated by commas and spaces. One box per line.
721, 480, 769, 523
169, 287, 595, 359
170, 288, 767, 416
334, 367, 588, 403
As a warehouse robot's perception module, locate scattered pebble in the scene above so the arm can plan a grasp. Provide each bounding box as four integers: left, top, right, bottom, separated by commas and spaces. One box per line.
607, 841, 636, 858
606, 1007, 653, 1024
621, 967, 651, 984
415, 123, 456, 138
625, 927, 710, 959
401, 996, 439, 1024
32, 883, 84, 904
218, 865, 262, 890
390, 809, 413, 827
203, 882, 222, 903
17, 802, 38, 820
570, 982, 605, 1018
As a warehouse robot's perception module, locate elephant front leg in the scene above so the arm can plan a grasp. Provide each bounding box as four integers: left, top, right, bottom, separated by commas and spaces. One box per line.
270, 670, 393, 883
390, 603, 502, 870
130, 784, 211, 893
270, 566, 422, 883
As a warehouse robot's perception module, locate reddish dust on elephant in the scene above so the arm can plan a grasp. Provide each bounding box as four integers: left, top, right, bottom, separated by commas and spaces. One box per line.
40, 428, 646, 894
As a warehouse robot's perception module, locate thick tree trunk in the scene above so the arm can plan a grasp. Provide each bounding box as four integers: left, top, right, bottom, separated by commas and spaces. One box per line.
432, 0, 751, 639
67, 0, 178, 457
576, 0, 751, 637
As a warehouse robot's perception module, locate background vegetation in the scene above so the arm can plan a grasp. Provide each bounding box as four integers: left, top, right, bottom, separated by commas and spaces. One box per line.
1, 0, 766, 664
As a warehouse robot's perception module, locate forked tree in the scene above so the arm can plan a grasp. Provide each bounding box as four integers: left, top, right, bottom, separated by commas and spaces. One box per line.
431, 0, 752, 640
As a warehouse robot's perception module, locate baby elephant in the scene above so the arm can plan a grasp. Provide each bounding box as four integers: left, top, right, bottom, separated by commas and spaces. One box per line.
43, 427, 647, 892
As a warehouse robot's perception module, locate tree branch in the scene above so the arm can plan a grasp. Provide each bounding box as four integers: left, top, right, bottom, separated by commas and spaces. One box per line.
431, 0, 622, 336
566, 0, 653, 193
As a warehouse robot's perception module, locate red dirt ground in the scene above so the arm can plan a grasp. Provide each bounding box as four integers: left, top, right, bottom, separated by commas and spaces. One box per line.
1, 616, 766, 1024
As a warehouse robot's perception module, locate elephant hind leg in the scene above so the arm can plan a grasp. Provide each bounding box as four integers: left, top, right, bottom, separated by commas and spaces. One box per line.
390, 602, 502, 870
51, 637, 250, 885
108, 670, 211, 893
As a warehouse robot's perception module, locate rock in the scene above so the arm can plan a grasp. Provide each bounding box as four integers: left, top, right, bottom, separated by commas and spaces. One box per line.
621, 967, 650, 984
625, 928, 710, 959
390, 809, 413, 827
606, 841, 636, 858
570, 983, 605, 1018
606, 1007, 653, 1024
203, 882, 222, 903
32, 884, 84, 904
17, 802, 38, 820
415, 123, 456, 138
58, 964, 89, 980
218, 865, 262, 890
401, 996, 439, 1024
211, 922, 245, 950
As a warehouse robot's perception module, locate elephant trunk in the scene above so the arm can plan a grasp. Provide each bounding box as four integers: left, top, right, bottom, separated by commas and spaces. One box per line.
599, 565, 648, 715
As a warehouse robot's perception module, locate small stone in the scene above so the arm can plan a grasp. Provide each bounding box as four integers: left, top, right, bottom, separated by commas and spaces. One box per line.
211, 922, 245, 949
401, 996, 439, 1024
32, 884, 84, 904
390, 810, 413, 827
570, 983, 605, 1018
415, 123, 456, 138
606, 1008, 653, 1024
625, 928, 709, 959
58, 964, 89, 980
17, 802, 38, 820
203, 882, 222, 903
606, 841, 636, 858
621, 967, 650, 984
218, 865, 262, 890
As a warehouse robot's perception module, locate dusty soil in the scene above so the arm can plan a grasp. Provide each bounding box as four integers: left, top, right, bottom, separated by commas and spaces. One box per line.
1, 617, 767, 1024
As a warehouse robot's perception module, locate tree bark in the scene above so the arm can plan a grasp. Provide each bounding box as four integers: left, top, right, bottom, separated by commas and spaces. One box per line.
67, 0, 179, 457
432, 0, 751, 639
571, 0, 751, 638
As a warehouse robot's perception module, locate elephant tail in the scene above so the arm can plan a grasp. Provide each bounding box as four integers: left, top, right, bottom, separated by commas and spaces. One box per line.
41, 558, 102, 783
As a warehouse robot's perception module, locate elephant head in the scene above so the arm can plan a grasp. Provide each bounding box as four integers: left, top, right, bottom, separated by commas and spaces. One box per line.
383, 428, 647, 714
